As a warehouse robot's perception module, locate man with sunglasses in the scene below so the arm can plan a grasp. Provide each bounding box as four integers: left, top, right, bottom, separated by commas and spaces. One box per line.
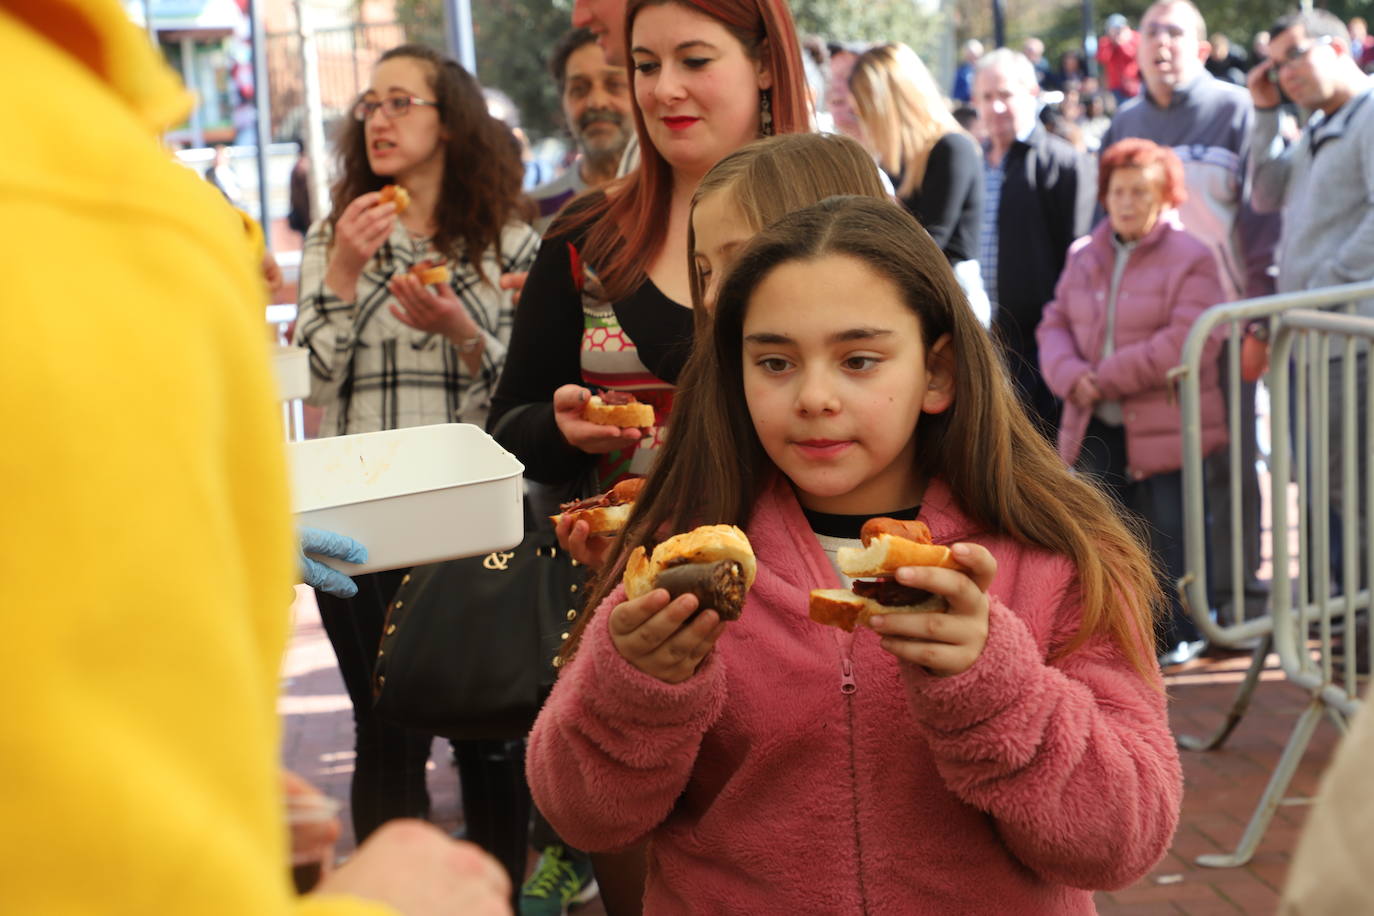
1249, 9, 1374, 594
1100, 0, 1281, 664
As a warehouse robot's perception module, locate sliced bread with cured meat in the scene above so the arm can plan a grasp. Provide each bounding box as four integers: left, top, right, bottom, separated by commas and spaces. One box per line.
584, 391, 654, 429
551, 476, 645, 537
809, 518, 970, 632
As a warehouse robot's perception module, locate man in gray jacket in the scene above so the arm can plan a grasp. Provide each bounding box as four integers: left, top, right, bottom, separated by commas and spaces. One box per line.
1249, 8, 1374, 591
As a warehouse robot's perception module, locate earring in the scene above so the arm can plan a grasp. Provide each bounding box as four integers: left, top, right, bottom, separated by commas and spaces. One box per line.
759, 90, 773, 137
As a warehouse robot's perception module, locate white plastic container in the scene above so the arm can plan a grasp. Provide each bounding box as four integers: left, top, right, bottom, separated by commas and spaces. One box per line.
272, 345, 311, 402
289, 423, 524, 575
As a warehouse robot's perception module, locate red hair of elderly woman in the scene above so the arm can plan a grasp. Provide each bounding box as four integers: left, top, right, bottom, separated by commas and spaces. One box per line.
1097, 137, 1187, 208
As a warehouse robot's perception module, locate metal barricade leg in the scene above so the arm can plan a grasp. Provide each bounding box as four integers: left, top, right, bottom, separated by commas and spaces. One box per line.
1175, 632, 1273, 752
1196, 696, 1326, 868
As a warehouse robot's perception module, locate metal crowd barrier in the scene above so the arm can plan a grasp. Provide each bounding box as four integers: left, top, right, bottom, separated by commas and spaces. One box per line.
1173, 280, 1374, 868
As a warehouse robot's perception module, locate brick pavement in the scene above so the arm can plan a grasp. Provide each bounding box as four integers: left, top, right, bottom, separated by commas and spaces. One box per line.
281, 588, 1351, 915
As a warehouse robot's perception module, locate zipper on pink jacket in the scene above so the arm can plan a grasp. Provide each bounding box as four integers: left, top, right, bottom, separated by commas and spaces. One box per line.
839, 648, 869, 909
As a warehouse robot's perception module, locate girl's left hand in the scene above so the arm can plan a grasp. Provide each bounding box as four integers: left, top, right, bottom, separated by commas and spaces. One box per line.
388, 273, 479, 345
869, 542, 998, 677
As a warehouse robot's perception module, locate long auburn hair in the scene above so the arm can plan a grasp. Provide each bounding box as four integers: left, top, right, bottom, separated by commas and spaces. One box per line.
686, 132, 889, 328
562, 196, 1163, 682
563, 0, 812, 302
328, 44, 526, 278
848, 43, 966, 198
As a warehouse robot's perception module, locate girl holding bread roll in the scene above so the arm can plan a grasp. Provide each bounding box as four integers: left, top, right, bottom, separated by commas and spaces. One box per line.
527, 196, 1182, 913
292, 43, 539, 865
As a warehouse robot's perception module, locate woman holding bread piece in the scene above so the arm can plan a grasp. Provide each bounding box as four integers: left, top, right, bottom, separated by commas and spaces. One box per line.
296, 44, 538, 436
487, 0, 812, 523
293, 43, 539, 851
527, 197, 1181, 913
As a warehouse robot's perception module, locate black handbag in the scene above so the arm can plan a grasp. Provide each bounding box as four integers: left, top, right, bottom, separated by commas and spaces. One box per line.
371, 497, 587, 740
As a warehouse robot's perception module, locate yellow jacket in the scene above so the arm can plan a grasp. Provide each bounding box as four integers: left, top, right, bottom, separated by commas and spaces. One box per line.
0, 2, 385, 912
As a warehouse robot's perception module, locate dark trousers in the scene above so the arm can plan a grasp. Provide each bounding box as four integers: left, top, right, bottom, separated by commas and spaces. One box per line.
1204, 343, 1264, 610
316, 569, 433, 842
453, 738, 532, 897
317, 572, 535, 894
1078, 418, 1201, 652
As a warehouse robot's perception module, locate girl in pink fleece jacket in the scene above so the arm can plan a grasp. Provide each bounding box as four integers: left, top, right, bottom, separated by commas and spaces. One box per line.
527, 196, 1182, 914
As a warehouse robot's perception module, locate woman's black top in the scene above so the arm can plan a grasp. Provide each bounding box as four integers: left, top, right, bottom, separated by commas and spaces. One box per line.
897, 131, 984, 264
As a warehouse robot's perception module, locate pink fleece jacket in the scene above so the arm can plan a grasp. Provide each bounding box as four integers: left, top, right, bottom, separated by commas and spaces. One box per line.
527, 477, 1181, 914
1036, 213, 1228, 480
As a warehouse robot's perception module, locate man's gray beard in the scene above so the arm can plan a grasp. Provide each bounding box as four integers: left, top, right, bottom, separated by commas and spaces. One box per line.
582, 142, 626, 174
577, 122, 631, 174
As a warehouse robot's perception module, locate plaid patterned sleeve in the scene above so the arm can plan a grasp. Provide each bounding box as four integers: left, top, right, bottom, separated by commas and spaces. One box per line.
293, 220, 358, 408
452, 222, 542, 425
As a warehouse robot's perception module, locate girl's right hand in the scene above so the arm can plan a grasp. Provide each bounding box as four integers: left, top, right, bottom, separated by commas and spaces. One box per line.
609, 589, 725, 684
553, 384, 648, 454
325, 192, 398, 295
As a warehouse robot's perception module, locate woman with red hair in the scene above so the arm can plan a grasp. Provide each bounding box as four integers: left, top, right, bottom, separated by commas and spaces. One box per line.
488, 0, 810, 502
1037, 137, 1227, 668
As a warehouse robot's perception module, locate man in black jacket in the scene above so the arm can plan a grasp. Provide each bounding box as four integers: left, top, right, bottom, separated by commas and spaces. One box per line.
974, 48, 1097, 437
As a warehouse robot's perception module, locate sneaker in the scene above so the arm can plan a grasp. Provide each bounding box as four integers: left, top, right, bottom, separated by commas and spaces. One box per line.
520, 844, 599, 916
1158, 639, 1208, 669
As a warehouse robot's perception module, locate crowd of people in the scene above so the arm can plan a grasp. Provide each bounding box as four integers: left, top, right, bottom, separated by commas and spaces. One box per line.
9, 0, 1374, 913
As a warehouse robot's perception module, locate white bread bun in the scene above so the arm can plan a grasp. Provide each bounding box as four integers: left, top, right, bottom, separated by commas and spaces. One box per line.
555, 502, 632, 537
412, 263, 451, 285
836, 533, 964, 579
625, 524, 756, 600
379, 184, 411, 212
550, 477, 645, 536
585, 395, 655, 429
808, 588, 946, 632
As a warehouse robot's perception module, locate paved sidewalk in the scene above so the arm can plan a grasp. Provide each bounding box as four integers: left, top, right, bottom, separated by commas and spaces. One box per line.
281, 588, 1351, 915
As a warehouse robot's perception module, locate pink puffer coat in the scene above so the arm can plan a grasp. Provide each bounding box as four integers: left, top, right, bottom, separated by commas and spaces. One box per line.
1036, 212, 1228, 479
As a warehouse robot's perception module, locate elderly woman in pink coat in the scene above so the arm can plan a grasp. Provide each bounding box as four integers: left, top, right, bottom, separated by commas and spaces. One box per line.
1037, 137, 1227, 667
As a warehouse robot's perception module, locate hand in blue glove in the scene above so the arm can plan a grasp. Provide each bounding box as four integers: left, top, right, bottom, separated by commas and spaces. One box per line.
299, 527, 368, 599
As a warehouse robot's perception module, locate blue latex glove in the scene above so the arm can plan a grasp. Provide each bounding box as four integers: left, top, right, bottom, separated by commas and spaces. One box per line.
299, 527, 368, 598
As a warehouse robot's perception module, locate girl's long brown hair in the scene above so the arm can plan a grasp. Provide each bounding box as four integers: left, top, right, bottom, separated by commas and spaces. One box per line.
328, 45, 526, 278
561, 196, 1162, 682
560, 0, 812, 303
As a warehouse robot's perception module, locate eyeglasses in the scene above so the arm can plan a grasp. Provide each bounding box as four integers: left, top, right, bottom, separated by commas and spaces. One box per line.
1273, 34, 1334, 71
352, 95, 440, 122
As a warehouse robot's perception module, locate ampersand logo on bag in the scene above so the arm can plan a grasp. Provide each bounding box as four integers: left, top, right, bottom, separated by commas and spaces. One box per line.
483, 551, 516, 571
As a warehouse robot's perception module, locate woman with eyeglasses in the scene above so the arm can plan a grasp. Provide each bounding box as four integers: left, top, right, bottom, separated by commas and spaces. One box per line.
293, 43, 539, 864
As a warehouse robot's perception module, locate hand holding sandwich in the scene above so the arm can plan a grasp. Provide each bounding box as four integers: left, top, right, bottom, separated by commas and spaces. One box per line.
869, 541, 996, 677
610, 590, 728, 684
553, 385, 649, 453
388, 269, 482, 355
610, 525, 755, 683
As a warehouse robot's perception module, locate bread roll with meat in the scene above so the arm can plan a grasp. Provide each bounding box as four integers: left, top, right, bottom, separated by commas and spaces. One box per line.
584, 393, 654, 429
551, 477, 645, 536
809, 517, 970, 631
624, 525, 755, 620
